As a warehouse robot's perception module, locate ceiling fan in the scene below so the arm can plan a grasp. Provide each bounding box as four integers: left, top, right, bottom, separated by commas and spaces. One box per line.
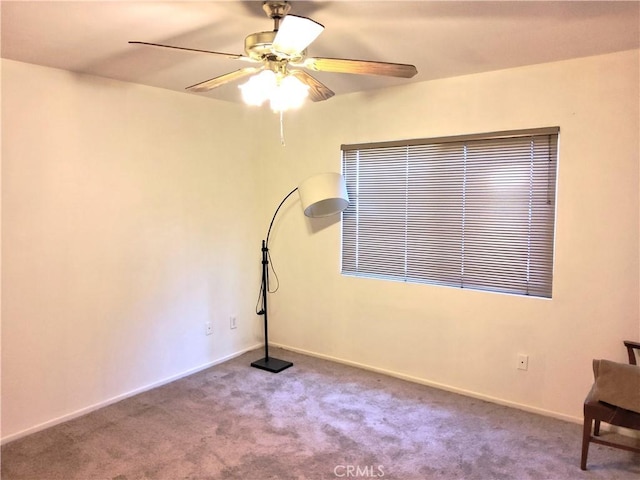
130, 1, 418, 105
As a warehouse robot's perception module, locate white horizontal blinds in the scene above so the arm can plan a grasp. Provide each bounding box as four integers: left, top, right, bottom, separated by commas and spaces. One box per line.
341, 149, 359, 274
342, 147, 409, 279
527, 134, 557, 297
406, 142, 465, 286
461, 135, 556, 296
341, 128, 558, 298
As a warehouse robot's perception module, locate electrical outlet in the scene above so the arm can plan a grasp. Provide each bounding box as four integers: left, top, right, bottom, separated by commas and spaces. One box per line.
517, 354, 529, 371
205, 322, 213, 336
230, 316, 237, 329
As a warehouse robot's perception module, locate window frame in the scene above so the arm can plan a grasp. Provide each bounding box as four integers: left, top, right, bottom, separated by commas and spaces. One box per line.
340, 127, 559, 298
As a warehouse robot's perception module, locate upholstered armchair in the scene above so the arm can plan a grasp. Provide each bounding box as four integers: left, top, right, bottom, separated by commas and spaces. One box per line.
580, 340, 640, 470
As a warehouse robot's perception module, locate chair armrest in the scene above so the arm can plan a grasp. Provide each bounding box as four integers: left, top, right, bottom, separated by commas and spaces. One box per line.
592, 359, 640, 414
624, 340, 640, 365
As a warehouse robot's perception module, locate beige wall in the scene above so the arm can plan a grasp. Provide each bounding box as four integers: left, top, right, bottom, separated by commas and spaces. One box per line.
263, 50, 640, 422
2, 49, 638, 441
1, 60, 265, 440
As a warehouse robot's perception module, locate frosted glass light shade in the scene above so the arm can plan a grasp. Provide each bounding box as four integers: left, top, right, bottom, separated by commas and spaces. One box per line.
298, 172, 349, 218
239, 71, 309, 112
239, 70, 276, 106
269, 75, 309, 112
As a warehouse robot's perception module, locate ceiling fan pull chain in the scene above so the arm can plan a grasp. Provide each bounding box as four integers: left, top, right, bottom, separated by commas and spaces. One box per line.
280, 110, 286, 146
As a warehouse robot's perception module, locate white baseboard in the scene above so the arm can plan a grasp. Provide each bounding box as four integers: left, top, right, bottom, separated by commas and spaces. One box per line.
1, 344, 262, 445
272, 342, 584, 425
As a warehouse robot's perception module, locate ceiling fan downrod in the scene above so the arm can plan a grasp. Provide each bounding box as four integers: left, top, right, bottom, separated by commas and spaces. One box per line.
263, 1, 291, 31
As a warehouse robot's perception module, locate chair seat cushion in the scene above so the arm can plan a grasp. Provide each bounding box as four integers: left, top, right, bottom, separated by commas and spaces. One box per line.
591, 359, 640, 414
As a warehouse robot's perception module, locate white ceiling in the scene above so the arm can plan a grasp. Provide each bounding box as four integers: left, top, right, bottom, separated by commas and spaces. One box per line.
2, 1, 639, 104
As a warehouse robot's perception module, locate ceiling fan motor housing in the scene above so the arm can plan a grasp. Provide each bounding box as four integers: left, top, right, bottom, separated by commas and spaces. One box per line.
245, 31, 277, 60
244, 31, 306, 63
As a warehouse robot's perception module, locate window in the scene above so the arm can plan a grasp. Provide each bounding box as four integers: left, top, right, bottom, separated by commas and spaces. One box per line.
341, 127, 558, 298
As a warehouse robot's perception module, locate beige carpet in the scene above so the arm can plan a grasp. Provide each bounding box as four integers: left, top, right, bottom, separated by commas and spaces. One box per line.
2, 347, 639, 479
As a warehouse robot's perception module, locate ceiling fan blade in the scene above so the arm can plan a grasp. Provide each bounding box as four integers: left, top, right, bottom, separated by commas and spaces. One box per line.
290, 70, 334, 102
129, 41, 248, 61
272, 15, 324, 56
186, 67, 262, 92
303, 57, 418, 78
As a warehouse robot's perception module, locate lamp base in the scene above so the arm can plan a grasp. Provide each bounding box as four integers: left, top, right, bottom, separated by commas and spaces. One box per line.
251, 357, 293, 373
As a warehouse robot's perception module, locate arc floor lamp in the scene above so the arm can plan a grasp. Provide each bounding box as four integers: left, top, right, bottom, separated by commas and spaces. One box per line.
251, 172, 349, 373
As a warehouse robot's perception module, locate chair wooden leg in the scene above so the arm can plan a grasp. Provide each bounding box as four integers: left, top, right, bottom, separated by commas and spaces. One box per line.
593, 419, 601, 436
581, 416, 592, 470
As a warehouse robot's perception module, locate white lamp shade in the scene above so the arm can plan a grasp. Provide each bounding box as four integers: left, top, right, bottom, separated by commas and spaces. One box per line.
272, 15, 324, 57
298, 172, 349, 218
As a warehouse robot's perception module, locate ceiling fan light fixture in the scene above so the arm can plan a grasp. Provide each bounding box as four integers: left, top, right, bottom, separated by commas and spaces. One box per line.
239, 70, 309, 112
269, 74, 309, 112
239, 70, 277, 106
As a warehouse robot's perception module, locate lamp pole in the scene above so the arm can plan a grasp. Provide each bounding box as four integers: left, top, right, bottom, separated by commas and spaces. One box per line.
249, 172, 349, 373
251, 187, 298, 373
